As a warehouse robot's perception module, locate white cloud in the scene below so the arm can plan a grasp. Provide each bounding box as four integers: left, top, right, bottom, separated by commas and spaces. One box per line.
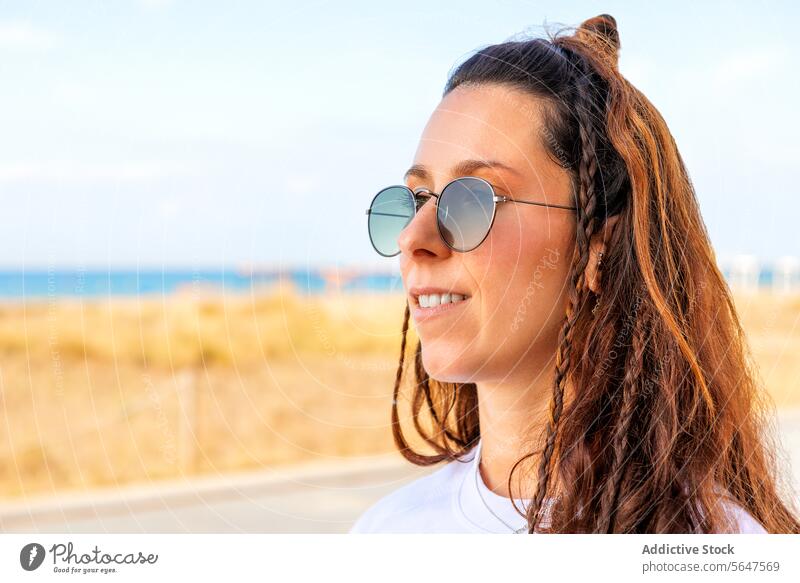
712, 46, 789, 87
0, 21, 58, 51
284, 175, 319, 195
618, 53, 656, 88
156, 197, 181, 219
139, 0, 174, 10
52, 82, 100, 106
0, 161, 195, 183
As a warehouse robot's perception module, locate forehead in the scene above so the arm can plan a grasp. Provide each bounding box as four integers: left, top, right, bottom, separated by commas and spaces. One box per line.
412, 84, 550, 179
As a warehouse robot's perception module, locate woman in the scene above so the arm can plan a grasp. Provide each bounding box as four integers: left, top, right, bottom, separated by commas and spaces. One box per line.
352, 14, 800, 533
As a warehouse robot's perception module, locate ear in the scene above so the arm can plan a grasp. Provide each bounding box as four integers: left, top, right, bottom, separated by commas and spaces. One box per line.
585, 214, 620, 294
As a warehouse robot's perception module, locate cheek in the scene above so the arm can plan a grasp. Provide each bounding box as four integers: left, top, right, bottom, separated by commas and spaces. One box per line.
464, 219, 525, 281
469, 214, 574, 331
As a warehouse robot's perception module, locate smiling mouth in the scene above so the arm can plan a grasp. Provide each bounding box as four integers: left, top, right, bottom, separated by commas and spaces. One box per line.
412, 292, 471, 309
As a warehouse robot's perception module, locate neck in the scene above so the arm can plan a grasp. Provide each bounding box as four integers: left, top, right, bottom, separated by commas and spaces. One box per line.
476, 362, 560, 500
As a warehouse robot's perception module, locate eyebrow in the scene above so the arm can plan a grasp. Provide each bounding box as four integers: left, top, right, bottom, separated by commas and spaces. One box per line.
403, 159, 521, 182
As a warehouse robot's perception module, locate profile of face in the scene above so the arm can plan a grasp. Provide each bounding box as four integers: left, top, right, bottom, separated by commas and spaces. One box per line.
398, 83, 586, 384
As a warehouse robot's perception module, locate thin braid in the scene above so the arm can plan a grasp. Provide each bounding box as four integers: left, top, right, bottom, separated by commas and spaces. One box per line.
390, 302, 412, 454
530, 61, 602, 532
414, 341, 469, 447
596, 310, 649, 532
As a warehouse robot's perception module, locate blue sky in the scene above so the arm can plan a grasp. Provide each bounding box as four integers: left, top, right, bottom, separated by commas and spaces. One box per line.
0, 0, 797, 269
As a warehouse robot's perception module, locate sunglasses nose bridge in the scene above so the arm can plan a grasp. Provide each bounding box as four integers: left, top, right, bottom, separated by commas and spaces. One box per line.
396, 189, 450, 257
412, 188, 437, 207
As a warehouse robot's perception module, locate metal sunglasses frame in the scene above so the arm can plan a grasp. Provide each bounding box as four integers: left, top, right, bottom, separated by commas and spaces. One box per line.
365, 175, 578, 257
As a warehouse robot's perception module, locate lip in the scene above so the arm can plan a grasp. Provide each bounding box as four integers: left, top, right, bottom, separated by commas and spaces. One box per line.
408, 286, 471, 323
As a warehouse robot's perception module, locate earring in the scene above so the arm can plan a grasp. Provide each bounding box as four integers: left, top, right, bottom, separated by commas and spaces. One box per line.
592, 251, 604, 315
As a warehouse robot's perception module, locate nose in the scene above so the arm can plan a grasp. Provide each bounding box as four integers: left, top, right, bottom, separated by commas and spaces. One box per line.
397, 195, 452, 260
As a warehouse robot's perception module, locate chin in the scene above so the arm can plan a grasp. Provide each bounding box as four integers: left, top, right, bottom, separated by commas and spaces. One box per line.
420, 347, 476, 384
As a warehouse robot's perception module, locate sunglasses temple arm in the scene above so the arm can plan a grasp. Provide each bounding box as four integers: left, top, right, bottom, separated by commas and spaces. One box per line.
506, 199, 577, 211
365, 210, 414, 218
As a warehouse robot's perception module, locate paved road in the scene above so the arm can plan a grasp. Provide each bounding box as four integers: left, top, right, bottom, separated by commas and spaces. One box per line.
2, 409, 799, 533
0, 452, 436, 533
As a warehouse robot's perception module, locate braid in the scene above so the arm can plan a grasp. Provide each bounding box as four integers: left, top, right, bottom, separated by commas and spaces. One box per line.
530, 55, 603, 532
596, 309, 649, 532
390, 302, 412, 454
414, 341, 469, 448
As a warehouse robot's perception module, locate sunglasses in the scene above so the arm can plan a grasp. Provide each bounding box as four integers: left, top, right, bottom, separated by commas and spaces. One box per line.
365, 175, 577, 256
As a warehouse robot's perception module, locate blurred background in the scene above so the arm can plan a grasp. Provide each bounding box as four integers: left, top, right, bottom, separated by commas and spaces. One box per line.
0, 0, 798, 532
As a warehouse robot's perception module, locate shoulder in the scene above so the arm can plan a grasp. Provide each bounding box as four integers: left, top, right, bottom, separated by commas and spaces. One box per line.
348, 453, 472, 534
694, 483, 768, 534
717, 497, 768, 534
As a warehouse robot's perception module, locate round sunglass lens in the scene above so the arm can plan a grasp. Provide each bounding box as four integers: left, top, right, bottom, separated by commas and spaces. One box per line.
368, 186, 415, 256
437, 177, 495, 252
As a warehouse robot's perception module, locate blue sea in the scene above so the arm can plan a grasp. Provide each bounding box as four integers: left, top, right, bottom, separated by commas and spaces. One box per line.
0, 268, 405, 299
0, 265, 786, 299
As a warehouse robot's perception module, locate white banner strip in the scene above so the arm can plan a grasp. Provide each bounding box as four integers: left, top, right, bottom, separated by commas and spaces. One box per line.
1, 534, 798, 582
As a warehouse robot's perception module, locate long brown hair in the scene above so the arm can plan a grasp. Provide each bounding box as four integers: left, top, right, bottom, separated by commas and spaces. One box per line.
389, 14, 800, 533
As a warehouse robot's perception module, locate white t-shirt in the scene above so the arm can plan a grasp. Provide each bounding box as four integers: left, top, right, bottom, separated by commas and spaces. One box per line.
349, 438, 767, 534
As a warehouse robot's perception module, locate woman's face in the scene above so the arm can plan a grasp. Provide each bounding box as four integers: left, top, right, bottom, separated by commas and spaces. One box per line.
398, 83, 577, 384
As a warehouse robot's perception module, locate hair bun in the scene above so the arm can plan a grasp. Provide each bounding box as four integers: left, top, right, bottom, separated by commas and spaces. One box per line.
576, 13, 620, 70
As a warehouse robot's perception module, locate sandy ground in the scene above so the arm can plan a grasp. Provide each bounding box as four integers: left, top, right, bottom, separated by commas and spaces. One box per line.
1, 407, 798, 534
0, 289, 798, 530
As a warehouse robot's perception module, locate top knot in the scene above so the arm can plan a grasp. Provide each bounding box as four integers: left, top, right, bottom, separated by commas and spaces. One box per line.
576, 13, 620, 71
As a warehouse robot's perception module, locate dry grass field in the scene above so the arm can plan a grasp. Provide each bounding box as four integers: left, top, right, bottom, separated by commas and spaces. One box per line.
0, 286, 797, 499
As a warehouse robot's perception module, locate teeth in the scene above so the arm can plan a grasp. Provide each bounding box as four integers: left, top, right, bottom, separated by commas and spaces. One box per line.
416, 293, 469, 308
